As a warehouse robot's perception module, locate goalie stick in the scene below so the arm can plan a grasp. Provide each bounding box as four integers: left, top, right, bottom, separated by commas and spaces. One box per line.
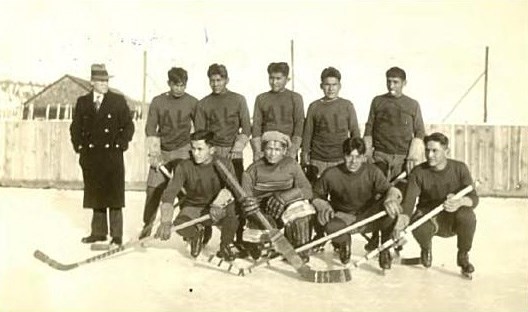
213, 159, 352, 283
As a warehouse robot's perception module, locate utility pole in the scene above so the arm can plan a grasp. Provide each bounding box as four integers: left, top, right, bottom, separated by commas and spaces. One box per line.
142, 50, 147, 105
290, 39, 295, 91
484, 46, 489, 123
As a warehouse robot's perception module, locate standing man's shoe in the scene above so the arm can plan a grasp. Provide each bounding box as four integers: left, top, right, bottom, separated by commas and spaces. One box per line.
81, 235, 106, 244
110, 237, 123, 246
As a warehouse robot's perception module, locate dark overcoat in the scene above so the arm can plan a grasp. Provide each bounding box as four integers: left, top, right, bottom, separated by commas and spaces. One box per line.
70, 90, 135, 208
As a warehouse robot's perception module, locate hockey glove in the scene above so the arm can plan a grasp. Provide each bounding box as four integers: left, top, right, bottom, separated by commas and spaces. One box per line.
266, 188, 304, 219
154, 222, 172, 241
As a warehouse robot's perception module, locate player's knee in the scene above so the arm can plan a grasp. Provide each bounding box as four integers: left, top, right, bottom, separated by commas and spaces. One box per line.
455, 207, 476, 226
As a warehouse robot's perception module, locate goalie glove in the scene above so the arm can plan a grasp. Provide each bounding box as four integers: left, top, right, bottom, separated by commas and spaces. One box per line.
312, 198, 334, 225
209, 188, 235, 223
266, 188, 304, 219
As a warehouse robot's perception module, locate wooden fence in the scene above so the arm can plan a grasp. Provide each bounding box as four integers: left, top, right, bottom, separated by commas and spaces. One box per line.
0, 120, 526, 197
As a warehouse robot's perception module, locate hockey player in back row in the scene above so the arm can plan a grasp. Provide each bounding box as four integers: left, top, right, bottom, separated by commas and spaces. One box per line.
302, 67, 361, 179
139, 67, 198, 239
155, 130, 239, 261
251, 62, 305, 162
195, 64, 251, 182
363, 66, 426, 251
364, 66, 426, 180
393, 132, 478, 276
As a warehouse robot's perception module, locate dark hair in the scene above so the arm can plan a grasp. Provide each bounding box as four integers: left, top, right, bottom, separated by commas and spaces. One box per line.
424, 132, 449, 148
190, 130, 215, 146
207, 63, 228, 78
386, 67, 406, 80
267, 62, 289, 76
343, 137, 366, 155
321, 67, 341, 82
167, 67, 188, 84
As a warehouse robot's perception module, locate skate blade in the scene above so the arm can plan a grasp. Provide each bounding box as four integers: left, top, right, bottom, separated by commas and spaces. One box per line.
90, 243, 111, 251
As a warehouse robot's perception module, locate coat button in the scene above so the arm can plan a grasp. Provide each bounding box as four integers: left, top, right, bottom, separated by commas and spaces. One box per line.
89, 144, 94, 148
105, 143, 110, 148
104, 128, 109, 133
107, 113, 112, 118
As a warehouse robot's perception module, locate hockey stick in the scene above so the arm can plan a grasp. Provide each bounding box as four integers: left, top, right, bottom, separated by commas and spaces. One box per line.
354, 185, 474, 268
34, 214, 210, 271
242, 210, 388, 274
214, 159, 351, 283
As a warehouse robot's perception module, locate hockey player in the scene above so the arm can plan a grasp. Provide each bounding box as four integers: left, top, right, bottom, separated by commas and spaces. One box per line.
362, 66, 426, 251
194, 63, 251, 182
240, 131, 315, 262
312, 137, 403, 269
139, 67, 198, 239
364, 66, 426, 180
251, 62, 304, 162
154, 130, 239, 261
302, 67, 361, 179
394, 132, 478, 276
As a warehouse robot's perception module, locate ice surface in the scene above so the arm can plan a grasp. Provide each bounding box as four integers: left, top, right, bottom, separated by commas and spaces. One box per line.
0, 187, 527, 312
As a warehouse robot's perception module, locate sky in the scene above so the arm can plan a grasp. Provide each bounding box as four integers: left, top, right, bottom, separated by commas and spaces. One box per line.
1, 0, 527, 125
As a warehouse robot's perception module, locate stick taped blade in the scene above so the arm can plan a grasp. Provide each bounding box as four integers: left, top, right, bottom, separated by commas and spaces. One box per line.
33, 250, 77, 271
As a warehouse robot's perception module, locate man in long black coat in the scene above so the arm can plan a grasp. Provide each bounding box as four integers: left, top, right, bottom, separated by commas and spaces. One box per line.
70, 64, 135, 246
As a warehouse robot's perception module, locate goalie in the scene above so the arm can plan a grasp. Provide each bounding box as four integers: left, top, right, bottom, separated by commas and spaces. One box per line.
240, 131, 315, 262
154, 130, 239, 262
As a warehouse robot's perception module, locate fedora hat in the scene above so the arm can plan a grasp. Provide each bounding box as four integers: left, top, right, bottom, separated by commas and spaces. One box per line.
91, 63, 112, 81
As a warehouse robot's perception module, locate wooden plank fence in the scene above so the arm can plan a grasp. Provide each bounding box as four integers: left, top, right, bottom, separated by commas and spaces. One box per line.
0, 120, 526, 197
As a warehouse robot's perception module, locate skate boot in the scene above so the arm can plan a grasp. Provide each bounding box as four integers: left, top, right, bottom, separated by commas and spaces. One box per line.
233, 241, 249, 258
246, 242, 263, 260
364, 231, 379, 252
311, 231, 326, 253
331, 241, 340, 253
138, 223, 153, 239
420, 247, 432, 268
202, 226, 213, 247
457, 251, 475, 279
189, 227, 204, 258
339, 240, 352, 265
379, 249, 392, 270
216, 243, 236, 262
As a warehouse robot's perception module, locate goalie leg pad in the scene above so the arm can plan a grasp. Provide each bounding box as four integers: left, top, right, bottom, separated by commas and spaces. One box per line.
284, 215, 313, 248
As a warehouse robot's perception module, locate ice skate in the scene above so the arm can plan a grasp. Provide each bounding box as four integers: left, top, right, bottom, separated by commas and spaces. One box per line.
457, 251, 474, 280
379, 249, 392, 272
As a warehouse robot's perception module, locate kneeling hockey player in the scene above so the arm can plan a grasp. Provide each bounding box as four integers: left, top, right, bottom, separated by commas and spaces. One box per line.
154, 130, 239, 261
312, 137, 403, 269
396, 132, 478, 277
240, 131, 314, 262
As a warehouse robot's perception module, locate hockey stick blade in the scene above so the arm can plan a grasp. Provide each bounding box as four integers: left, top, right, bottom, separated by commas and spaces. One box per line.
34, 250, 78, 271
33, 214, 210, 271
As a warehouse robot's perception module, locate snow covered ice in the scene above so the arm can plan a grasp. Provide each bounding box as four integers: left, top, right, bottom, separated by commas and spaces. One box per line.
1, 187, 527, 312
